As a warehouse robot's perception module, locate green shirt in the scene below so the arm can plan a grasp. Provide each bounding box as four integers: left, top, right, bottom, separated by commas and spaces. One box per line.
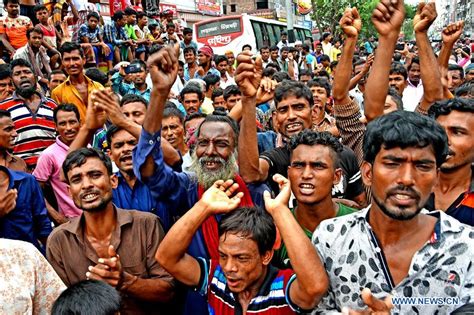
273, 203, 357, 269
124, 24, 137, 40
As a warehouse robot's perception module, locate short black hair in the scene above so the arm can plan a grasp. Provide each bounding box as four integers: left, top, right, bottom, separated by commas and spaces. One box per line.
130, 59, 146, 72
33, 3, 47, 13
105, 124, 127, 148
280, 46, 290, 53
85, 68, 108, 86
166, 23, 176, 30
214, 55, 228, 65
262, 67, 276, 79
124, 7, 137, 16
112, 10, 125, 22
0, 64, 11, 80
299, 69, 313, 79
265, 62, 281, 72
393, 52, 402, 62
390, 62, 408, 80
3, 0, 19, 7
10, 58, 34, 75
120, 94, 148, 108
137, 11, 146, 19
60, 41, 84, 56
275, 80, 313, 108
320, 54, 330, 63
260, 46, 269, 52
184, 112, 206, 127
26, 27, 43, 39
53, 103, 80, 124
49, 69, 66, 80
163, 106, 185, 124
307, 77, 331, 97
242, 44, 252, 51
223, 85, 241, 101
211, 87, 224, 101
363, 111, 448, 166
180, 84, 204, 101
203, 74, 220, 92
183, 46, 196, 56
273, 72, 291, 83
428, 97, 474, 119
302, 44, 310, 52
289, 130, 343, 167
407, 57, 420, 71
0, 109, 11, 119
52, 280, 121, 315
219, 206, 276, 255
270, 45, 279, 52
387, 87, 403, 111
197, 114, 239, 147
87, 11, 100, 21
183, 27, 192, 35
454, 82, 474, 98
321, 32, 331, 41
448, 64, 464, 79
63, 148, 113, 184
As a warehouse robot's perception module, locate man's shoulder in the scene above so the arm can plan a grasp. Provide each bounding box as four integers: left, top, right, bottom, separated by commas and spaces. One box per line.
314, 208, 366, 242
119, 208, 161, 227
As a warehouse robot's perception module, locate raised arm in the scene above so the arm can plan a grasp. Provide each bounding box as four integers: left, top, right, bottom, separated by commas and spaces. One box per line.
364, 0, 405, 122
234, 53, 270, 183
264, 174, 328, 309
414, 1, 443, 113
333, 7, 362, 105
348, 54, 373, 91
437, 22, 464, 99
156, 180, 243, 286
139, 44, 180, 179
68, 96, 108, 152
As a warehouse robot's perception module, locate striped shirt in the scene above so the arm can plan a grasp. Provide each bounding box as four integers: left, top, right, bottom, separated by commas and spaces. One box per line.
0, 93, 57, 168
196, 258, 307, 314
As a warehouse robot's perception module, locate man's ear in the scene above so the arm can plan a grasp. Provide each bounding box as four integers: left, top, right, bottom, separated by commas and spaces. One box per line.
361, 161, 373, 187
110, 173, 118, 189
262, 250, 274, 266
333, 168, 342, 186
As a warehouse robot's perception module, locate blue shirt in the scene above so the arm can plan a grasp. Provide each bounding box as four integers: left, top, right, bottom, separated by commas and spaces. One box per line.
103, 21, 129, 46
0, 166, 52, 252
194, 67, 220, 80
132, 128, 269, 315
77, 23, 102, 43
111, 72, 151, 102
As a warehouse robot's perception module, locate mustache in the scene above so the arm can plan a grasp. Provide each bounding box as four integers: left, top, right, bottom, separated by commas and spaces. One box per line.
386, 185, 420, 199
199, 156, 225, 166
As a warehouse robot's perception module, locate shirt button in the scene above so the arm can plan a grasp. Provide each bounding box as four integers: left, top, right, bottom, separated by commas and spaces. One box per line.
149, 140, 154, 145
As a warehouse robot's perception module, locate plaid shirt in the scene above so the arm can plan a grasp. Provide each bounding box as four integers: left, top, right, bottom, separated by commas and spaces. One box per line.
103, 21, 128, 46
77, 23, 101, 43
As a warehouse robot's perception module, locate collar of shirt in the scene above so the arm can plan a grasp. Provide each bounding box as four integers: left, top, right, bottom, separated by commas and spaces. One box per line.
12, 91, 47, 103
0, 165, 28, 190
62, 206, 133, 249
406, 79, 422, 88
63, 74, 94, 87
55, 136, 70, 151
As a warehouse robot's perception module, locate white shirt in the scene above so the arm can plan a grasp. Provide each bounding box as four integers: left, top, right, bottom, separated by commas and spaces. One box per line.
220, 72, 235, 90
402, 79, 424, 111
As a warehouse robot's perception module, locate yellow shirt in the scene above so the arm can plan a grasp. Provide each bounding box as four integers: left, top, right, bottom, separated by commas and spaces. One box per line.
51, 76, 104, 122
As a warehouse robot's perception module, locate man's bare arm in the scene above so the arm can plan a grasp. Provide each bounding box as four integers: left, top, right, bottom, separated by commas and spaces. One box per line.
414, 2, 443, 112
235, 53, 270, 183
364, 0, 405, 122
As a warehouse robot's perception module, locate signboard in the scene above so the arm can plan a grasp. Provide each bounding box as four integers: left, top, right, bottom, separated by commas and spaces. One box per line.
160, 3, 178, 16
196, 0, 221, 16
297, 0, 312, 15
196, 17, 243, 47
249, 9, 276, 19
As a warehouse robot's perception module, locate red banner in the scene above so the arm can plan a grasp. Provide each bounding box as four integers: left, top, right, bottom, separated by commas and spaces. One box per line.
196, 0, 221, 16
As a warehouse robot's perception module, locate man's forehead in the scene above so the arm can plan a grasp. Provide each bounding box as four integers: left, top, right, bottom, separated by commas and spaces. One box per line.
377, 145, 436, 160
199, 121, 233, 138
111, 130, 135, 143
69, 157, 106, 174
122, 101, 146, 111
0, 116, 13, 126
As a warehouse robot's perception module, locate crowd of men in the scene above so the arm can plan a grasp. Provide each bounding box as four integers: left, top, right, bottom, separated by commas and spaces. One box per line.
0, 0, 473, 314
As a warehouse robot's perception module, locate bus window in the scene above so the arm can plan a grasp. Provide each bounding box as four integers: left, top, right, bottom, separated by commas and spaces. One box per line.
265, 24, 277, 46
296, 28, 305, 42
272, 25, 282, 45
304, 29, 313, 44
251, 21, 265, 51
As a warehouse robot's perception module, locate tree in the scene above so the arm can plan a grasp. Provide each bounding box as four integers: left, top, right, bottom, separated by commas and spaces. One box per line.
310, 0, 417, 41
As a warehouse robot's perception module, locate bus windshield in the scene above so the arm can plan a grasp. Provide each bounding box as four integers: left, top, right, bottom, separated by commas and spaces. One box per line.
195, 17, 243, 47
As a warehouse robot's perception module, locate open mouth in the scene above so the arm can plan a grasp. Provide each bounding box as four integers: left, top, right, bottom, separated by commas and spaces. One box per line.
81, 192, 99, 203
285, 122, 303, 133
299, 183, 315, 194
120, 155, 133, 163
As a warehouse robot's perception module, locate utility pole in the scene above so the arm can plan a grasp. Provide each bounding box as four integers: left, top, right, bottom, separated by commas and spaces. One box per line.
286, 0, 295, 43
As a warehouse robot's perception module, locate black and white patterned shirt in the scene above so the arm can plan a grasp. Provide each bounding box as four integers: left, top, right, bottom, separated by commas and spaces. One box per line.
312, 208, 474, 314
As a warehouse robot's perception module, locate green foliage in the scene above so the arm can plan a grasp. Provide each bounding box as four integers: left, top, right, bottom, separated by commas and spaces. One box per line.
310, 0, 418, 40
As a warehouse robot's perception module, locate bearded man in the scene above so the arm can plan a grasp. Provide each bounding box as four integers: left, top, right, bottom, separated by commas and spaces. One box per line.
0, 58, 57, 170
132, 44, 270, 315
